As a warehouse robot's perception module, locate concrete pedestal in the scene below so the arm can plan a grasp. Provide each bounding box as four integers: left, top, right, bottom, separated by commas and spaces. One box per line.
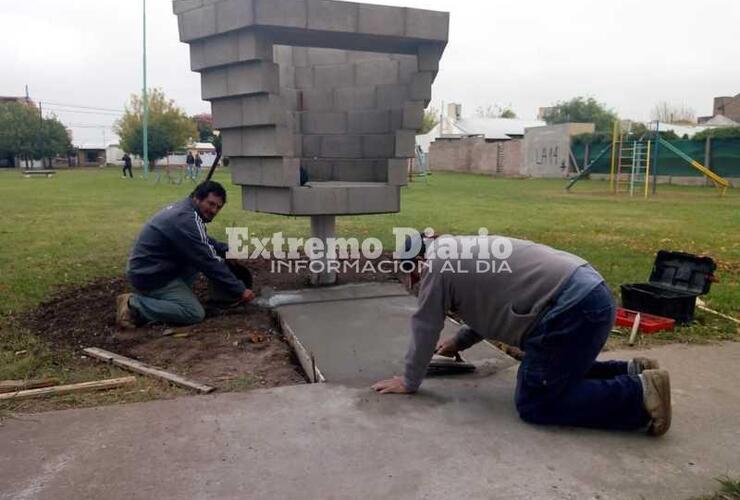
310, 214, 337, 286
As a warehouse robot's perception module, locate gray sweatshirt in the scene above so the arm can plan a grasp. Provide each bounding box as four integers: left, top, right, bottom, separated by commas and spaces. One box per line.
127, 198, 246, 298
404, 236, 587, 392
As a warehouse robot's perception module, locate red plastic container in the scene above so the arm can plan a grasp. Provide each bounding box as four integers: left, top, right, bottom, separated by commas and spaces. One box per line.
615, 308, 676, 334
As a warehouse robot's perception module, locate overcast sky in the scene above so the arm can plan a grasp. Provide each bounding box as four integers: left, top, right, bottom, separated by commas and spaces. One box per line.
4, 0, 739, 146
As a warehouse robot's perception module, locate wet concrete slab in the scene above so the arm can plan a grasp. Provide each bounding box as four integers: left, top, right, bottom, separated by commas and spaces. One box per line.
273, 283, 515, 385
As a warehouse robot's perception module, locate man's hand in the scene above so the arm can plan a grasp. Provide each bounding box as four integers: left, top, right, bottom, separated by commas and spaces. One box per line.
371, 376, 413, 395
240, 289, 256, 303
435, 336, 459, 358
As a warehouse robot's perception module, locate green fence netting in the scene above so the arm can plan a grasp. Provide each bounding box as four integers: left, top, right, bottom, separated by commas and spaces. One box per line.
572, 139, 740, 178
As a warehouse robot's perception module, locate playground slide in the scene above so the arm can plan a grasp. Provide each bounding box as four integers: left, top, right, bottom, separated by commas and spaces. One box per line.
658, 138, 730, 194
565, 144, 613, 191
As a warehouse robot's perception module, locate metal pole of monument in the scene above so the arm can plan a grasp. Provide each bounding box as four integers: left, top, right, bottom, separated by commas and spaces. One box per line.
310, 215, 337, 286
142, 0, 149, 178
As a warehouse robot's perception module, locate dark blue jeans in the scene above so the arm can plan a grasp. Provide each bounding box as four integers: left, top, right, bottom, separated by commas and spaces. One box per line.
515, 282, 650, 430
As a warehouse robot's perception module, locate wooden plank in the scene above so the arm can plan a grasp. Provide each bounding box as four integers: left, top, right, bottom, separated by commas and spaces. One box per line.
22, 170, 56, 176
0, 377, 135, 401
278, 317, 325, 384
83, 347, 215, 394
0, 378, 60, 394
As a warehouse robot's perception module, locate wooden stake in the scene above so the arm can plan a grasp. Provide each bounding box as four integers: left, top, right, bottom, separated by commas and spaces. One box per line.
83, 347, 215, 394
0, 377, 135, 401
628, 313, 641, 346
0, 378, 60, 394
697, 299, 740, 325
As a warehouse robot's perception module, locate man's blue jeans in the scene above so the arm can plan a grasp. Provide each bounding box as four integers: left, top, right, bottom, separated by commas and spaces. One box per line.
130, 272, 205, 326
515, 282, 650, 430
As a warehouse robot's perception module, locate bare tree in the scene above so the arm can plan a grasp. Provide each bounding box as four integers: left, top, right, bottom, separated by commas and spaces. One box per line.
651, 102, 696, 124
475, 104, 517, 119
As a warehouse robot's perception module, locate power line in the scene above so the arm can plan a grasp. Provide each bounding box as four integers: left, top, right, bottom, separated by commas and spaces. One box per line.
67, 123, 114, 130
40, 101, 125, 113
43, 107, 122, 116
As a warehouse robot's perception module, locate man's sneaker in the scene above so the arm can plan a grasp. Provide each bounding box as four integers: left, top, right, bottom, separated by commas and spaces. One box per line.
642, 369, 672, 436
115, 293, 139, 329
630, 357, 660, 375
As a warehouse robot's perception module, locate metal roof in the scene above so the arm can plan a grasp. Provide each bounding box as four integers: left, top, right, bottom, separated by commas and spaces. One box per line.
453, 117, 546, 140
703, 115, 739, 126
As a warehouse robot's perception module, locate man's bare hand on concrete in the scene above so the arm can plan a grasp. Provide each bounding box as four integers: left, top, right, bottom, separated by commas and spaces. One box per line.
371, 376, 413, 395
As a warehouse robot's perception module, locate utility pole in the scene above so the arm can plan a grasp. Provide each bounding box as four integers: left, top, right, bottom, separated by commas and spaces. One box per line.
652, 121, 660, 195
38, 102, 44, 168
142, 0, 149, 177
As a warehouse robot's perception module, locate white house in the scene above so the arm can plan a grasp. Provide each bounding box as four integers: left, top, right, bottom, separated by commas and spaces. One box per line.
416, 103, 545, 152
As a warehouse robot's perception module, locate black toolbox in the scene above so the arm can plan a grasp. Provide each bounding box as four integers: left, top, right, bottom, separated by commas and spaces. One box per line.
620, 251, 716, 324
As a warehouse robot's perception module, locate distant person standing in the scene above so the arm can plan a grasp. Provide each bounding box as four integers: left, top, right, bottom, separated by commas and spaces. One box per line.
122, 153, 133, 179
186, 151, 196, 179
194, 152, 203, 179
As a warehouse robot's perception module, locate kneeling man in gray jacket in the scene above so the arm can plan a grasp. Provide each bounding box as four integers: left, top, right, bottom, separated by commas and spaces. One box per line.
373, 235, 672, 436
116, 181, 255, 329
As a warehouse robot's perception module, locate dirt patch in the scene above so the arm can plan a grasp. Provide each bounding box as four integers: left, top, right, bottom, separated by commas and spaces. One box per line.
19, 257, 404, 392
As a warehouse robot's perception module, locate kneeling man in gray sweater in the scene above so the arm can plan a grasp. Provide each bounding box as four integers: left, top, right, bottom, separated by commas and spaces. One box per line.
116, 181, 255, 329
373, 235, 672, 436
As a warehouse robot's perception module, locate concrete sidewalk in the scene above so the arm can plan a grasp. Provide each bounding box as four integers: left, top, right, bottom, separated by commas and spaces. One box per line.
1, 342, 739, 500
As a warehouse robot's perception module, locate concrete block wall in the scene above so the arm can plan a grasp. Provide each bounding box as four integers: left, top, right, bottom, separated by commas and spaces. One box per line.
174, 0, 450, 45
713, 95, 740, 122
428, 138, 526, 177
429, 139, 474, 173
281, 46, 425, 174
522, 123, 595, 178
174, 0, 448, 215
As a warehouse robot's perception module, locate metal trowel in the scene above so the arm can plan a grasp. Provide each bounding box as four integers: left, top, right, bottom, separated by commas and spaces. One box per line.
427, 353, 477, 376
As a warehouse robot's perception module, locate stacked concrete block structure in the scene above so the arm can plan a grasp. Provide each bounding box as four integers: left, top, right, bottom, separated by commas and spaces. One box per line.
173, 0, 448, 218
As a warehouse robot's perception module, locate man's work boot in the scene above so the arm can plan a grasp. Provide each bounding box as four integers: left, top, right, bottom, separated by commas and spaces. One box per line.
116, 293, 140, 330
630, 357, 660, 375
642, 369, 671, 437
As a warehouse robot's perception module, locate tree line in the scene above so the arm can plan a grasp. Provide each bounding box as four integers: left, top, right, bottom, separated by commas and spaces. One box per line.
0, 102, 73, 167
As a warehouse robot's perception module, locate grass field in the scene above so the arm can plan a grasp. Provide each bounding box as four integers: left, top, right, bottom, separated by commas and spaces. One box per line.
0, 167, 738, 387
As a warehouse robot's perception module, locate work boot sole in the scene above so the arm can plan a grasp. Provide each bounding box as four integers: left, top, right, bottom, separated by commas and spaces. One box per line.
115, 293, 136, 330
632, 357, 660, 374
643, 369, 671, 437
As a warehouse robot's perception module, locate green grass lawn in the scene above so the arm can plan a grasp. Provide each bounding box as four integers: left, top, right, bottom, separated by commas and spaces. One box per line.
2, 167, 737, 315
0, 167, 738, 385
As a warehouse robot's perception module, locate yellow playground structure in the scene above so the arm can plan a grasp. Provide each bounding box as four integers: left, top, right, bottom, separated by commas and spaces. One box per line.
609, 121, 731, 198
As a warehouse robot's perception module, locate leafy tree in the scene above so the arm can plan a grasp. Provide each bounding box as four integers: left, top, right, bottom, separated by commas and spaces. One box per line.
125, 123, 173, 163
628, 122, 678, 141
419, 107, 439, 135
0, 102, 36, 163
500, 108, 517, 119
192, 113, 214, 142
545, 97, 618, 133
115, 88, 196, 166
0, 102, 72, 166
37, 116, 74, 161
692, 127, 740, 141
571, 132, 613, 146
572, 122, 679, 146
